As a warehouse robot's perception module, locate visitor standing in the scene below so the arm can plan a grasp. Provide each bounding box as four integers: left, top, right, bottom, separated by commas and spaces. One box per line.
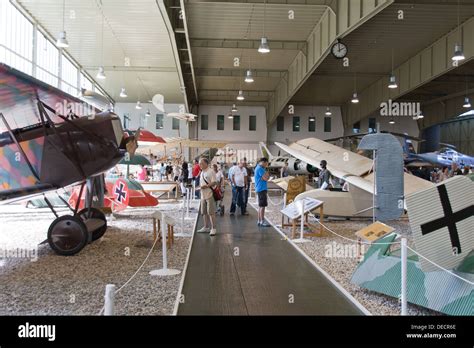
318, 160, 331, 190
230, 159, 248, 216
192, 159, 201, 199
197, 158, 217, 236
254, 157, 270, 227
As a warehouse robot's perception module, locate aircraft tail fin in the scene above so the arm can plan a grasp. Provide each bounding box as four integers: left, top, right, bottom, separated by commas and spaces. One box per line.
259, 142, 273, 160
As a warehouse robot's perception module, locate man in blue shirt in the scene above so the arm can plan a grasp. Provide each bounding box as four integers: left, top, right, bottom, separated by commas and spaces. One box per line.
254, 157, 270, 227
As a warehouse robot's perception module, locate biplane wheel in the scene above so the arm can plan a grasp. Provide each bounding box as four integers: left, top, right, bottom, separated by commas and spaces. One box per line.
47, 216, 88, 256
77, 208, 108, 241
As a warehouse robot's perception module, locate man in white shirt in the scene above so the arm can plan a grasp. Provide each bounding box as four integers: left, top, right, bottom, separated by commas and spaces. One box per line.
197, 157, 218, 236
230, 159, 248, 216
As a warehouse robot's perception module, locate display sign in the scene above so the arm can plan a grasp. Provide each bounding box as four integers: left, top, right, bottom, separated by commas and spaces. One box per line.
355, 221, 395, 243
281, 197, 323, 220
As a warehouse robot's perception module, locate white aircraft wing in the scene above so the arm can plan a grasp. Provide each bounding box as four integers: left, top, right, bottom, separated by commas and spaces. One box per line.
166, 112, 196, 121
137, 139, 228, 154
275, 141, 374, 194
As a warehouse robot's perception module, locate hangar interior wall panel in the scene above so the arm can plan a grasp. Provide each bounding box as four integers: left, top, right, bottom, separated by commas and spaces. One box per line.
344, 17, 474, 127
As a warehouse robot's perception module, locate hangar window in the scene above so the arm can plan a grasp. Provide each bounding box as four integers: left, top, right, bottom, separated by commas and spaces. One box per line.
172, 117, 179, 130
233, 115, 240, 131
277, 116, 284, 131
0, 0, 33, 75
293, 116, 300, 132
308, 117, 316, 132
249, 115, 257, 131
368, 118, 376, 133
200, 114, 208, 130
36, 30, 59, 87
61, 54, 78, 96
324, 117, 331, 132
217, 115, 225, 130
156, 114, 164, 129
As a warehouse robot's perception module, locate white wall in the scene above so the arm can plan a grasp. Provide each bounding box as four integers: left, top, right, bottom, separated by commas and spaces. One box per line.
267, 105, 344, 154
114, 103, 189, 138
196, 105, 267, 142
193, 105, 267, 162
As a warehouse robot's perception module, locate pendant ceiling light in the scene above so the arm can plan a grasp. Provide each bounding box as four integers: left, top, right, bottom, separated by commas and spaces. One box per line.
231, 104, 238, 112
120, 87, 127, 98
228, 113, 234, 119
237, 90, 245, 101
56, 0, 69, 48
388, 49, 397, 89
258, 0, 270, 54
463, 97, 471, 108
452, 0, 465, 62
136, 101, 142, 109
145, 110, 151, 117
325, 107, 332, 116
389, 119, 395, 124
351, 73, 359, 103
245, 69, 254, 83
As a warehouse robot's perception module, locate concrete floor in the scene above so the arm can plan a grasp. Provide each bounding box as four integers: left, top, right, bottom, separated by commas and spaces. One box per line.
177, 192, 364, 315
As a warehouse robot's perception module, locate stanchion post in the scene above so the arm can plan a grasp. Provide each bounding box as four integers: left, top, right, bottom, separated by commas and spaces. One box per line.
300, 199, 305, 239
150, 214, 181, 277
104, 284, 116, 316
401, 237, 408, 315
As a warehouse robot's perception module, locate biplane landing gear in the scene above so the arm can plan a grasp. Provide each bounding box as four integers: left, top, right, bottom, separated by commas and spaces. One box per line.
77, 208, 107, 241
47, 216, 88, 256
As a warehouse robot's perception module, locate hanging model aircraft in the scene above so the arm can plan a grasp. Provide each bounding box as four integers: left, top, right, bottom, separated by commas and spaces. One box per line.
275, 137, 434, 218
259, 142, 318, 176
0, 63, 138, 255
404, 144, 474, 168
327, 131, 474, 168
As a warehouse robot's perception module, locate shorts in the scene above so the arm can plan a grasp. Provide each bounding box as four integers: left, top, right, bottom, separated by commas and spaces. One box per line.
200, 197, 216, 215
257, 190, 268, 207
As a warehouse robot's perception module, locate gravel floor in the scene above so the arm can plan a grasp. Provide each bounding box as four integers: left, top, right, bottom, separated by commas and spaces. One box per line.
0, 201, 198, 315
251, 198, 440, 316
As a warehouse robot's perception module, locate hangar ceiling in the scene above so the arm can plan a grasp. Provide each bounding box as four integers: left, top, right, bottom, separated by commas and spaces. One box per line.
290, 2, 474, 106
15, 0, 474, 126
17, 0, 186, 104
184, 1, 328, 105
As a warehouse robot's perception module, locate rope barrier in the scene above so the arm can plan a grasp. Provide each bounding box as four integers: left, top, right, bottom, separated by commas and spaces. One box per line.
98, 220, 161, 315
308, 213, 402, 246
267, 194, 284, 206
406, 245, 474, 285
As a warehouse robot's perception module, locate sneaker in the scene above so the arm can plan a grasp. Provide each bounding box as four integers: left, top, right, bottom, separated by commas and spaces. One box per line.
257, 221, 261, 226
197, 226, 210, 233
209, 229, 217, 236
242, 211, 249, 216
260, 221, 271, 227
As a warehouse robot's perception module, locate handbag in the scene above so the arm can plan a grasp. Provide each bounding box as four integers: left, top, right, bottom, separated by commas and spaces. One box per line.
203, 175, 223, 201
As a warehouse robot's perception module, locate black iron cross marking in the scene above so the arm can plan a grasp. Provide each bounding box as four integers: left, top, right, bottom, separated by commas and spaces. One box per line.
421, 185, 474, 254
114, 183, 127, 203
